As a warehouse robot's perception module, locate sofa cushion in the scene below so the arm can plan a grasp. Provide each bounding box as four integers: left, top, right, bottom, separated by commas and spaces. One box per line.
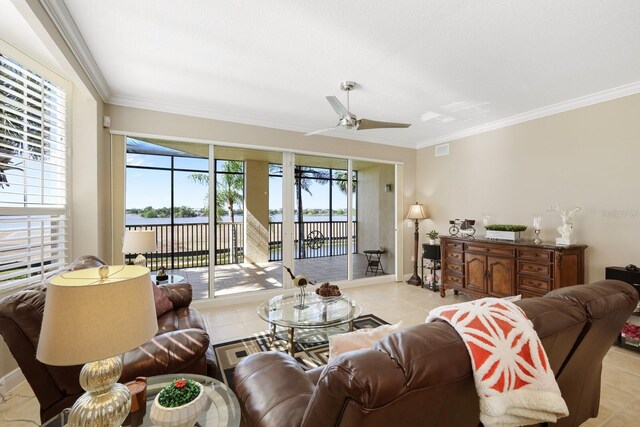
152, 282, 174, 317
328, 322, 403, 360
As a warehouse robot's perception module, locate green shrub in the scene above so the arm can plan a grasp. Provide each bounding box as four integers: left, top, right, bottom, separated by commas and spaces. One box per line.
157, 378, 201, 408
427, 230, 439, 239
484, 224, 527, 232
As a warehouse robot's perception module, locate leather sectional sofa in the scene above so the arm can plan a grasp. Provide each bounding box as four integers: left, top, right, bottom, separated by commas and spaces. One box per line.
0, 256, 217, 423
234, 280, 638, 427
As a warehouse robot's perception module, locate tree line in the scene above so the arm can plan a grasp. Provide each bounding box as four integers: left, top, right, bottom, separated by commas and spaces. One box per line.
126, 206, 208, 218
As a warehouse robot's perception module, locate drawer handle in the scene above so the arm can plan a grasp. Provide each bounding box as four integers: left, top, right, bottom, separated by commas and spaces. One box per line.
525, 280, 543, 288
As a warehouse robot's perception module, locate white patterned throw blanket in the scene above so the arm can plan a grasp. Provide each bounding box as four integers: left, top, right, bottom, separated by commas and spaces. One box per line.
426, 298, 569, 426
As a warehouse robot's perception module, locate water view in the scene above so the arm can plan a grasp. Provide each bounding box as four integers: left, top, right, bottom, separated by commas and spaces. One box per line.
125, 214, 351, 225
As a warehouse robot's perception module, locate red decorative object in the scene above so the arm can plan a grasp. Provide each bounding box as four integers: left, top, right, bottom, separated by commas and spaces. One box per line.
621, 322, 640, 340
174, 378, 187, 389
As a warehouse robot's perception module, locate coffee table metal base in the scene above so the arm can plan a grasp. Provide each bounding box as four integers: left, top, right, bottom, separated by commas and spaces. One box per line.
269, 320, 355, 356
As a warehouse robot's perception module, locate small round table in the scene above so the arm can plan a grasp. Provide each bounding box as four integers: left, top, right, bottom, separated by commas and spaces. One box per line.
151, 274, 184, 285
42, 374, 240, 427
257, 292, 362, 356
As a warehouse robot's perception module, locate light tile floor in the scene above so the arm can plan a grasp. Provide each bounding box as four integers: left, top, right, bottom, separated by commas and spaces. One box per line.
1, 282, 639, 426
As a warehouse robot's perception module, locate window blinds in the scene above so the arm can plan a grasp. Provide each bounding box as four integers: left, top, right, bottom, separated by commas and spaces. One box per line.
0, 53, 68, 294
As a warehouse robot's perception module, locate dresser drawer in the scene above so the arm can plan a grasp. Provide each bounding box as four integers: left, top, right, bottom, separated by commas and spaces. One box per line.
445, 241, 463, 252
447, 263, 464, 274
464, 244, 515, 258
445, 274, 464, 286
446, 251, 464, 262
519, 289, 546, 299
518, 261, 551, 277
518, 276, 551, 292
518, 249, 553, 263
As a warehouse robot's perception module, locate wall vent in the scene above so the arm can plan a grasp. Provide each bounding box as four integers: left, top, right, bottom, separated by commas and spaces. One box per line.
435, 143, 450, 157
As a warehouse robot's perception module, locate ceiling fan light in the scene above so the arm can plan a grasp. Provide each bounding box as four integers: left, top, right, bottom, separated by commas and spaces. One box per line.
338, 116, 355, 128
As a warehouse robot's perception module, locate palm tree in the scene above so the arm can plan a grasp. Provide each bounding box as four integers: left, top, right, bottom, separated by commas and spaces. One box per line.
189, 160, 244, 262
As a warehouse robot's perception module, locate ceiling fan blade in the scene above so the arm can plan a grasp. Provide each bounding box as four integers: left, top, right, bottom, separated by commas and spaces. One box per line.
326, 96, 350, 117
356, 118, 411, 130
304, 127, 335, 136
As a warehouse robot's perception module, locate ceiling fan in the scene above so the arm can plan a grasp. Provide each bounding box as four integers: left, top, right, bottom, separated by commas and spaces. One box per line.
305, 81, 411, 136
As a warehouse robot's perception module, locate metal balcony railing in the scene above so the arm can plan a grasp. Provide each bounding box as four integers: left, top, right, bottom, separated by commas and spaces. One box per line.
126, 220, 357, 269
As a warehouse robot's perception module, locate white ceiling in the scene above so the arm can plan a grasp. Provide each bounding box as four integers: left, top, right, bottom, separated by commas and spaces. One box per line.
54, 1, 640, 147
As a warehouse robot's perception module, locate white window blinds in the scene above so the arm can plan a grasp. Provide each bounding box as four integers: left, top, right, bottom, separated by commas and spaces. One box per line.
0, 53, 69, 293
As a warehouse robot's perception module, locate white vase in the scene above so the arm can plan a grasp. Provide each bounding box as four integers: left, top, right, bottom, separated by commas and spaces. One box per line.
429, 239, 436, 245
150, 382, 206, 427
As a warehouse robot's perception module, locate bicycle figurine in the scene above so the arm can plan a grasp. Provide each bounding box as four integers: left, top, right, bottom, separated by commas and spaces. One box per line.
305, 230, 325, 250
449, 219, 476, 238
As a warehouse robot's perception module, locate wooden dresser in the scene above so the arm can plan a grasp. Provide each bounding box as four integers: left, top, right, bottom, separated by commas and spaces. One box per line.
440, 236, 587, 299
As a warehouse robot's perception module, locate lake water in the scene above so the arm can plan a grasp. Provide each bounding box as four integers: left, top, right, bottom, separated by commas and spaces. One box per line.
125, 214, 351, 225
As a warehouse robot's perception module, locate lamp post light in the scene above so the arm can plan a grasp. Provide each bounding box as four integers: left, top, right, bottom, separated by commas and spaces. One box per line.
406, 202, 428, 286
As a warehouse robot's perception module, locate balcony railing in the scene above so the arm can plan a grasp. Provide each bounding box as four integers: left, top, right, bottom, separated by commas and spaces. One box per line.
126, 220, 357, 270
268, 221, 357, 261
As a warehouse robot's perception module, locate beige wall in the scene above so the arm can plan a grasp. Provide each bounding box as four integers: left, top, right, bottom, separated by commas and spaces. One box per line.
245, 160, 270, 263
358, 168, 380, 254
104, 104, 418, 275
417, 92, 640, 283
357, 164, 396, 274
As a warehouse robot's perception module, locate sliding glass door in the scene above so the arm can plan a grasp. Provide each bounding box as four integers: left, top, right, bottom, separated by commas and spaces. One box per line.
121, 136, 398, 300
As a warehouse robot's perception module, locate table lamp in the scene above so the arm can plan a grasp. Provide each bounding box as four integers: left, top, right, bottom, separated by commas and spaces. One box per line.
37, 265, 158, 427
406, 202, 428, 286
122, 229, 157, 266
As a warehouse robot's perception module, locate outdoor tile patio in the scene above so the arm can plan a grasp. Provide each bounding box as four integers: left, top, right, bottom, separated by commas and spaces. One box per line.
170, 253, 394, 299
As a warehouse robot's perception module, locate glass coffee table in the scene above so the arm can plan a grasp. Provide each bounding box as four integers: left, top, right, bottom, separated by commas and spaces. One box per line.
257, 292, 362, 355
43, 374, 240, 427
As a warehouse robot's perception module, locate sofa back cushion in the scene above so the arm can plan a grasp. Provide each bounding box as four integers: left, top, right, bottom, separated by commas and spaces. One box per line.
543, 280, 638, 426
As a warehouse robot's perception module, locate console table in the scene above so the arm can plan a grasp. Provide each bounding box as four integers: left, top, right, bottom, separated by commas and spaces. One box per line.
440, 236, 587, 299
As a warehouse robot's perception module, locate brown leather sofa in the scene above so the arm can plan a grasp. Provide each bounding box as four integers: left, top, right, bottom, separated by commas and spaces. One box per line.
234, 280, 638, 427
0, 255, 217, 423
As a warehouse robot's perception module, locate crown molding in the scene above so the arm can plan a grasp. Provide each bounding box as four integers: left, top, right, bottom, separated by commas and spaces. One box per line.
108, 95, 418, 149
416, 81, 640, 149
39, 0, 110, 100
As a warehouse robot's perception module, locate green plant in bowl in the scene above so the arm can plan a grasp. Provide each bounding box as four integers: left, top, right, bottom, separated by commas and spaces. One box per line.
484, 224, 527, 232
158, 378, 200, 408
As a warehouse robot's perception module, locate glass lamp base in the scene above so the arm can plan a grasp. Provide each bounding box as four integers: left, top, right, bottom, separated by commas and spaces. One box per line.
69, 357, 131, 427
133, 254, 147, 267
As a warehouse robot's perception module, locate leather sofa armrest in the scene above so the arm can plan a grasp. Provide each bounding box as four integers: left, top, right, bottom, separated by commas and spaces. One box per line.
120, 328, 209, 381
234, 352, 314, 427
158, 282, 193, 308
305, 366, 325, 385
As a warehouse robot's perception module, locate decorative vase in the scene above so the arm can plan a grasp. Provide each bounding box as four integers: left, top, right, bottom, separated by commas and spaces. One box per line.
150, 382, 206, 427
429, 239, 436, 245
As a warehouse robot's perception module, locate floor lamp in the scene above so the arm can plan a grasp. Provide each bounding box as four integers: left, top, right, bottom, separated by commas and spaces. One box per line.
406, 202, 427, 286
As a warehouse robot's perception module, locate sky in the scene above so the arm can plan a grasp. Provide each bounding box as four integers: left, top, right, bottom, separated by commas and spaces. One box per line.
125, 153, 349, 211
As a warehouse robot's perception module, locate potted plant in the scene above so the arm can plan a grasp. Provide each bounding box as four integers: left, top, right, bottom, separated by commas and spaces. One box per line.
427, 230, 439, 245
485, 224, 527, 241
150, 378, 207, 427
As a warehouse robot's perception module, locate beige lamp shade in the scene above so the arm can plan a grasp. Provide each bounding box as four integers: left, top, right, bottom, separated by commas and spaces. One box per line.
37, 265, 158, 366
406, 202, 428, 220
122, 230, 157, 254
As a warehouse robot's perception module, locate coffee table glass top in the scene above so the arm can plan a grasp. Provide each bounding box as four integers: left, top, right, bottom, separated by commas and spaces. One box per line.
144, 374, 240, 427
257, 292, 362, 328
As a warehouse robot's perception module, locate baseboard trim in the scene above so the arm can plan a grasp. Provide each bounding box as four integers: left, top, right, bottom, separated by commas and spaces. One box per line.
0, 368, 25, 396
